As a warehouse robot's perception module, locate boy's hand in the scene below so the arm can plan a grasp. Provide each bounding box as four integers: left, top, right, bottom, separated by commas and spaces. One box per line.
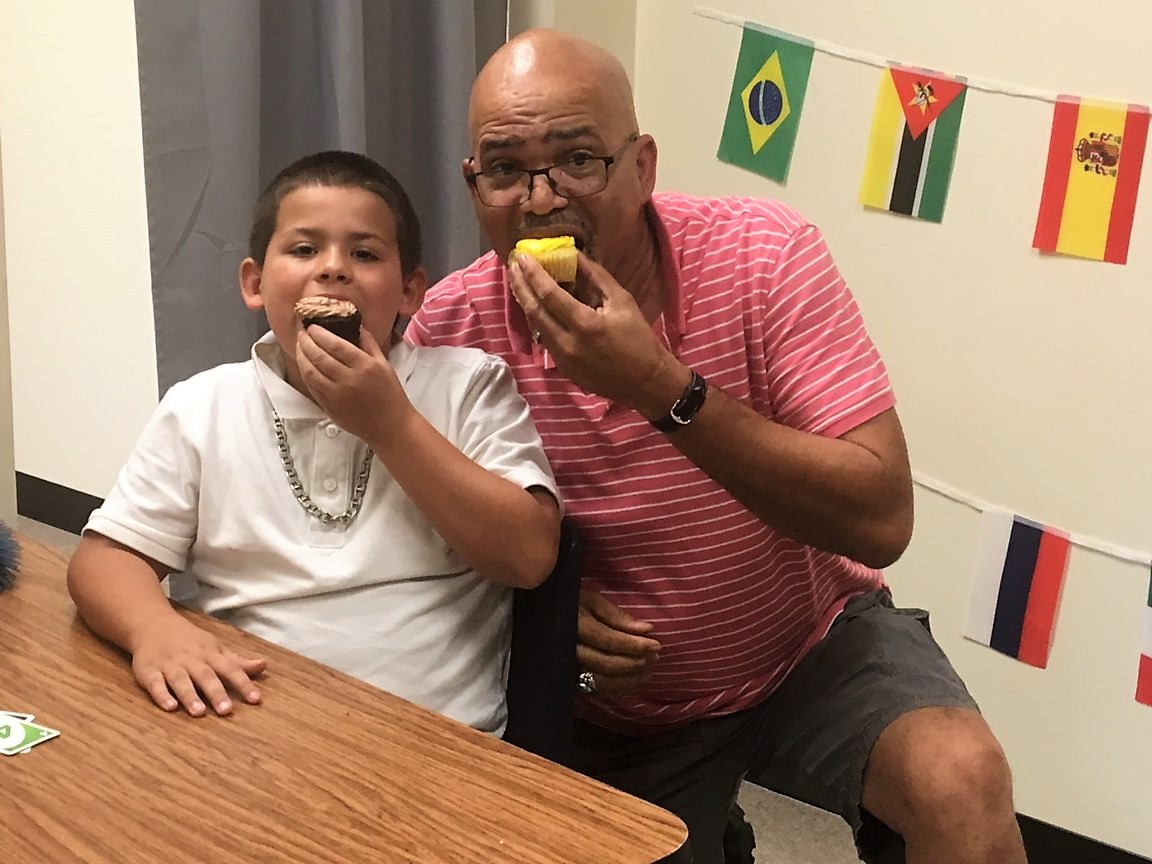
296, 325, 413, 445
129, 616, 267, 717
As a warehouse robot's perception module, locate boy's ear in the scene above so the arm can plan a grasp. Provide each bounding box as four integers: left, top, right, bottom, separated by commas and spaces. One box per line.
239, 257, 265, 311
399, 266, 429, 316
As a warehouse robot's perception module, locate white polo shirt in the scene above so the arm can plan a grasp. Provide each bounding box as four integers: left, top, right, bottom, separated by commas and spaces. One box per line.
85, 332, 559, 733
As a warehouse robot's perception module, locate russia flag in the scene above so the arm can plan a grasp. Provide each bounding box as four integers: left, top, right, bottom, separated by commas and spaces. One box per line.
964, 508, 1071, 668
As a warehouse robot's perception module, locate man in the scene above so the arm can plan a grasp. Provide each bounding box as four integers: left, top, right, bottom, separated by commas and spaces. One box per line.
407, 27, 1027, 864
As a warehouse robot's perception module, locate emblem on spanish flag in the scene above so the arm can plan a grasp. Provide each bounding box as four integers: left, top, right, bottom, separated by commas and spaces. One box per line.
1033, 96, 1149, 265
964, 509, 1071, 669
1137, 568, 1152, 707
860, 65, 967, 223
717, 24, 815, 183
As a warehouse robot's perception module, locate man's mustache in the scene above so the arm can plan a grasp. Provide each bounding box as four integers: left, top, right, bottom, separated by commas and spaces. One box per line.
517, 212, 589, 236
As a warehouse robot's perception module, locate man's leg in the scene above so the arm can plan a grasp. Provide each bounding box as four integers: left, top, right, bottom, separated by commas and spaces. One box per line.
722, 803, 756, 864
569, 710, 767, 864
747, 589, 1025, 864
861, 706, 1024, 864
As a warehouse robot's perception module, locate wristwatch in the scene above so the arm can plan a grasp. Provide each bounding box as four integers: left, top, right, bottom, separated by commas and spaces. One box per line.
651, 370, 708, 432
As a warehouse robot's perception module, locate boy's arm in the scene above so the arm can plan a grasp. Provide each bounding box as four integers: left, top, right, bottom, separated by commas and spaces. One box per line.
68, 532, 267, 716
374, 420, 560, 588
299, 331, 561, 588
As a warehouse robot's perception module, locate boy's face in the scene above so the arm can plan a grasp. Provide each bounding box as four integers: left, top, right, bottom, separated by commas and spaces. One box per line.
239, 184, 426, 385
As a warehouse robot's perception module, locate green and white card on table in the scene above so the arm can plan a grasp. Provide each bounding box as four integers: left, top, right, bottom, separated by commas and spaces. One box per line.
0, 711, 60, 755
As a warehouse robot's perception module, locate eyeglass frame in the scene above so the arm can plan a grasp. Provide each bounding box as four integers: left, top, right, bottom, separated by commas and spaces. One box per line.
465, 133, 641, 208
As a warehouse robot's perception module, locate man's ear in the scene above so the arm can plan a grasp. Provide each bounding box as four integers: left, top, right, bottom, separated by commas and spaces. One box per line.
636, 134, 658, 199
461, 158, 481, 201
239, 257, 265, 311
399, 266, 429, 317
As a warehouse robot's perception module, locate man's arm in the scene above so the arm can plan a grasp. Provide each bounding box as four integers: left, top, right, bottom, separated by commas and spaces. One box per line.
636, 378, 912, 568
508, 254, 912, 569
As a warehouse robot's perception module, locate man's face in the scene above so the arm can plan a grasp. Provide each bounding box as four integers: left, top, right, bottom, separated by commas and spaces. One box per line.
464, 72, 653, 283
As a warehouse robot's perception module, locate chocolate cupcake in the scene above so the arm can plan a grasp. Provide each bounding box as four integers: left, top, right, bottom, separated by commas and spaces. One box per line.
294, 297, 361, 344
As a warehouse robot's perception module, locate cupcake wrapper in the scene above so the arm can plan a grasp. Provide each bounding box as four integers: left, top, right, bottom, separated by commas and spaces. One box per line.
535, 249, 578, 284
303, 314, 361, 344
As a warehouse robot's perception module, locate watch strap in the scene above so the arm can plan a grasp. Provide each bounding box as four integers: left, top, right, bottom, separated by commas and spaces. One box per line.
651, 370, 708, 432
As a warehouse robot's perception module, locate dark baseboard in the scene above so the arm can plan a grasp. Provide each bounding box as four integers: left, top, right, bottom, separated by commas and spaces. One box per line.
15, 473, 101, 536
1019, 815, 1150, 863
9, 477, 1152, 864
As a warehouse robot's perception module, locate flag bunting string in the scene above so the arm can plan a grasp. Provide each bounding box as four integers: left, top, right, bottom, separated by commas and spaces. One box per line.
693, 6, 1125, 106
913, 472, 1151, 567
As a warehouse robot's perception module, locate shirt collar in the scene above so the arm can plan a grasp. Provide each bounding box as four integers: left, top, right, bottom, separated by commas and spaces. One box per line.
647, 197, 686, 352
252, 331, 418, 420
253, 332, 319, 420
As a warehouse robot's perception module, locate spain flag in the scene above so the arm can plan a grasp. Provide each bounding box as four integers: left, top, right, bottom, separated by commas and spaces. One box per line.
1033, 97, 1149, 265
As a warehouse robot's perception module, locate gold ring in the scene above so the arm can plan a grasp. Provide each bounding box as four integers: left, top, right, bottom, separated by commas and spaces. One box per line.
532, 330, 543, 344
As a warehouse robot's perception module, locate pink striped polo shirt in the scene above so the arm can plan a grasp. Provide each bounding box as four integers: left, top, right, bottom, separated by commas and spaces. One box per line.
407, 192, 894, 734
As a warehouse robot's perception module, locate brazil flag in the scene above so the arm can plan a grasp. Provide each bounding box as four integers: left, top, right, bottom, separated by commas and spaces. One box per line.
717, 24, 815, 183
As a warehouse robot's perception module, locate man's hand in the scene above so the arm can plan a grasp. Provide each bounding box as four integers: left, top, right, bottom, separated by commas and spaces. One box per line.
576, 589, 661, 697
129, 616, 267, 717
508, 253, 687, 414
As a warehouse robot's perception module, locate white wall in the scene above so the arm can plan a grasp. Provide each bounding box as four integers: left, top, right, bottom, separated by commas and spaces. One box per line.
0, 137, 15, 524
508, 0, 637, 83
0, 0, 157, 498
632, 0, 1152, 855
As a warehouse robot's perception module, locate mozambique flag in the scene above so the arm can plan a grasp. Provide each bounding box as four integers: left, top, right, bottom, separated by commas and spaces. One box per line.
860, 65, 967, 222
964, 508, 1071, 669
1033, 97, 1149, 265
1138, 567, 1152, 707
716, 24, 814, 182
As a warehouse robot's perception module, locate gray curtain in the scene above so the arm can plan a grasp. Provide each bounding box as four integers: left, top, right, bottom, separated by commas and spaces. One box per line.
134, 0, 507, 394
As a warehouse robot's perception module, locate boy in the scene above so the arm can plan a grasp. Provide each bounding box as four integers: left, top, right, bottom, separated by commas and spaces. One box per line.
68, 151, 561, 734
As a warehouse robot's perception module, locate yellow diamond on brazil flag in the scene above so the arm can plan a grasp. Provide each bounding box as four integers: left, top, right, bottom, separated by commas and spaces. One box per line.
741, 52, 791, 153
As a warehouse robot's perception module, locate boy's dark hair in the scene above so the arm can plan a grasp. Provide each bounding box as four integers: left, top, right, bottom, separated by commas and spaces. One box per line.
248, 150, 422, 276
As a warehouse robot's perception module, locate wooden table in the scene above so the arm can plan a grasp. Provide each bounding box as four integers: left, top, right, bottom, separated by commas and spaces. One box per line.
0, 535, 688, 863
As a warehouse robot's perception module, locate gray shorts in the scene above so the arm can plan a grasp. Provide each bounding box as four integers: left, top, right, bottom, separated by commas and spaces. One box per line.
569, 589, 979, 864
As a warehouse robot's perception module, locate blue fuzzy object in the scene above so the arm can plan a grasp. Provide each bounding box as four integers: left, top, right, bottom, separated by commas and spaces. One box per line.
0, 520, 19, 592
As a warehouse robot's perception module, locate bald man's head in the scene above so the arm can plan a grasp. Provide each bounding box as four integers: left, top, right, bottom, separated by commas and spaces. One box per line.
461, 28, 657, 283
469, 29, 638, 143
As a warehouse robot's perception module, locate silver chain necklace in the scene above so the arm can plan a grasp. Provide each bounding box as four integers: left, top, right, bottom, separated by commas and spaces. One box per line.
270, 408, 374, 525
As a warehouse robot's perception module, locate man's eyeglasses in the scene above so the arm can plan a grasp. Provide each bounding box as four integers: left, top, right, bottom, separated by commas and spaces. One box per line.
466, 134, 640, 208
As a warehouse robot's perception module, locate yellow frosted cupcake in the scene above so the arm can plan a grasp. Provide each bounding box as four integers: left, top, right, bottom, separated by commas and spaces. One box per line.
511, 236, 578, 283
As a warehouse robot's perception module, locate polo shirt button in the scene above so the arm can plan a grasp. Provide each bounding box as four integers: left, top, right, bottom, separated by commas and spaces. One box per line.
323, 478, 338, 492
324, 424, 339, 438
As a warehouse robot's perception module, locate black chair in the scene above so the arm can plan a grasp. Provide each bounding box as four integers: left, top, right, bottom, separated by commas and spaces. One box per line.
502, 517, 582, 764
